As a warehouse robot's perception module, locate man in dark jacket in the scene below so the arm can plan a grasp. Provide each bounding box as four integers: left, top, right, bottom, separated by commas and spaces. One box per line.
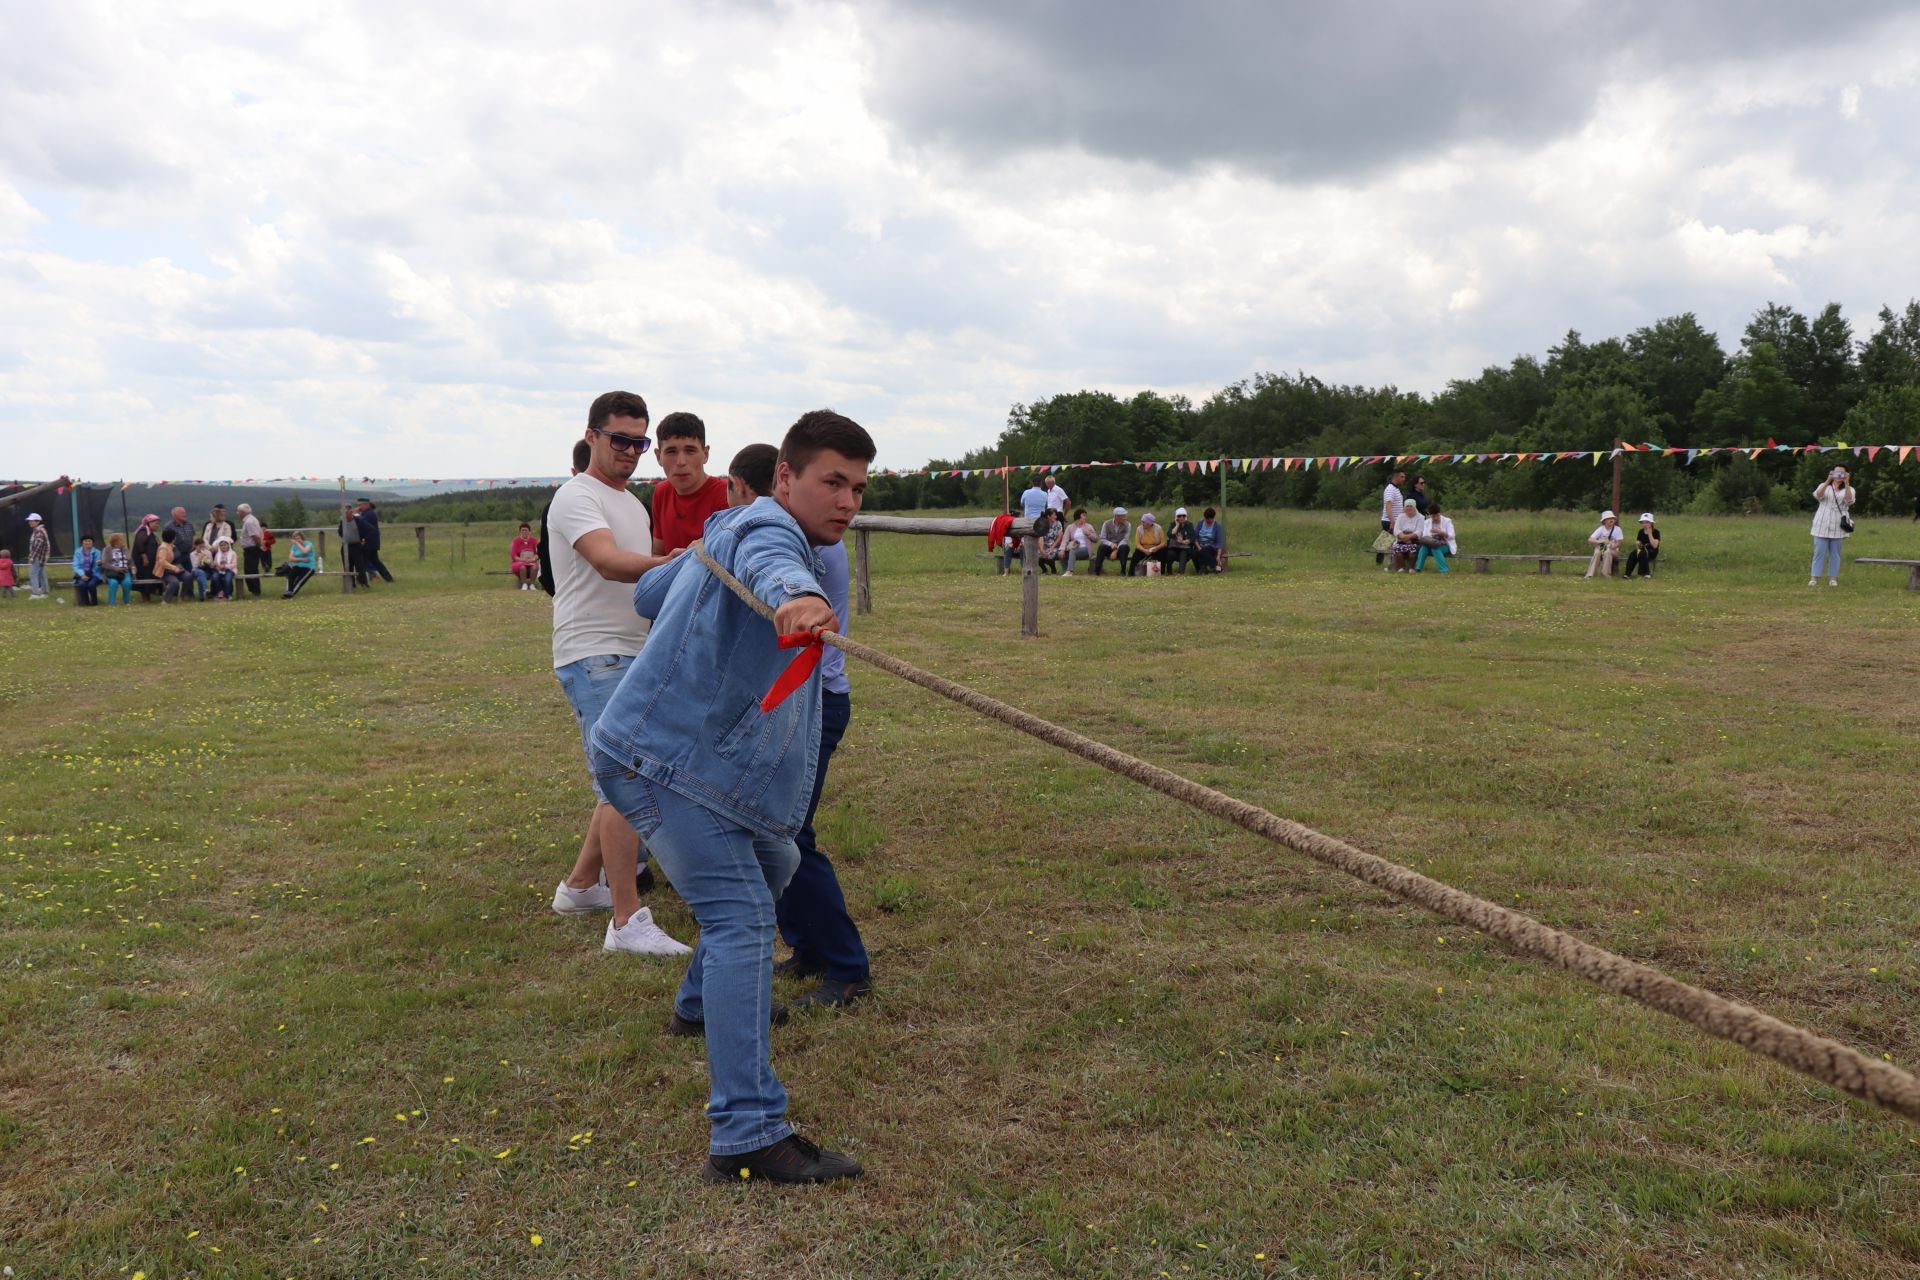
356, 499, 394, 583
132, 514, 161, 602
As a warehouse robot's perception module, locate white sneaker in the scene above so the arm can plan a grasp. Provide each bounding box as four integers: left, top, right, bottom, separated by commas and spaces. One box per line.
1060, 570, 1073, 577
604, 908, 692, 956
1809, 578, 1817, 586
1828, 579, 1839, 587
553, 879, 613, 914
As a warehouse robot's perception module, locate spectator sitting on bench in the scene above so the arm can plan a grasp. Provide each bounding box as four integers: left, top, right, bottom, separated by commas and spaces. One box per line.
1094, 507, 1131, 575
1415, 504, 1456, 573
1193, 507, 1223, 572
1166, 508, 1196, 573
1060, 508, 1093, 576
1389, 499, 1423, 572
1623, 513, 1659, 579
1032, 508, 1060, 574
988, 511, 1024, 576
1132, 512, 1169, 575
1584, 510, 1624, 579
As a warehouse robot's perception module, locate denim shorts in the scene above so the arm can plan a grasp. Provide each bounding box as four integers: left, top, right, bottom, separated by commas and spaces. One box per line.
554, 653, 635, 802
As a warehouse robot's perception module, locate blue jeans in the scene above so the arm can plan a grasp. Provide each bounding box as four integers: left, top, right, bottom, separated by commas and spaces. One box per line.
210, 569, 234, 597
1415, 545, 1450, 572
554, 653, 635, 804
592, 764, 801, 1155
1811, 537, 1845, 580
777, 690, 868, 982
28, 561, 48, 597
106, 572, 132, 604
191, 568, 210, 600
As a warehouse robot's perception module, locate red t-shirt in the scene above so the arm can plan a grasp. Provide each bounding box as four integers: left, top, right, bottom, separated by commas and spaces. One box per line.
651, 476, 730, 552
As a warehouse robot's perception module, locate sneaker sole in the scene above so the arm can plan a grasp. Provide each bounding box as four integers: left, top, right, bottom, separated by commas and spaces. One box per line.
553, 898, 613, 916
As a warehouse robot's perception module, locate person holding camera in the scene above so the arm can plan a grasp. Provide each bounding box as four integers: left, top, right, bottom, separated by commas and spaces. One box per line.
1810, 465, 1856, 587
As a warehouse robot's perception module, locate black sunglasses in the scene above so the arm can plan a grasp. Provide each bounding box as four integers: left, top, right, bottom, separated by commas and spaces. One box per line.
592, 427, 651, 455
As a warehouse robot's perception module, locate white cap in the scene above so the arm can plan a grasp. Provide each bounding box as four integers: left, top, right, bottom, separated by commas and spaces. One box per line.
1638, 512, 1655, 522
1174, 507, 1187, 516
25, 512, 41, 522
1113, 506, 1127, 516
1600, 509, 1616, 520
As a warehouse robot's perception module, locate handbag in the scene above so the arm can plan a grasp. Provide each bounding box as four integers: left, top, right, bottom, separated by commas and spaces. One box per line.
1839, 512, 1855, 534
1370, 531, 1394, 553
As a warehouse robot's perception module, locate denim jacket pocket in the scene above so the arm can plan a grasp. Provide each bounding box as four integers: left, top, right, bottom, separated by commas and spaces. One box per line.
713, 698, 764, 760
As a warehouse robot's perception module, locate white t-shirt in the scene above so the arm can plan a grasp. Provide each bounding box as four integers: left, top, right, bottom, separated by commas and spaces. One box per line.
1423, 515, 1456, 553
1381, 483, 1403, 523
547, 473, 653, 668
1045, 485, 1069, 513
1068, 521, 1093, 551
1393, 512, 1424, 540
1589, 523, 1624, 545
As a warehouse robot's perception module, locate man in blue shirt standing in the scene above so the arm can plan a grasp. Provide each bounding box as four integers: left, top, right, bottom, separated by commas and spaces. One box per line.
590, 410, 875, 1186
725, 446, 872, 1012
1018, 474, 1048, 521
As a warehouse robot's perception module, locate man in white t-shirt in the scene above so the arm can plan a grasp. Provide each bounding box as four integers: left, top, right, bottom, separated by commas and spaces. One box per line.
547, 390, 690, 957
1377, 469, 1404, 568
1042, 474, 1069, 516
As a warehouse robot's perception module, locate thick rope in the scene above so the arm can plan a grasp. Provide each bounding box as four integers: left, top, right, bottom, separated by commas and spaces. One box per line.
691, 542, 1920, 1124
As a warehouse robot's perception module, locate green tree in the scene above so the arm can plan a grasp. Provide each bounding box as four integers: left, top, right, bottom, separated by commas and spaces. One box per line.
1626, 313, 1726, 443
1857, 302, 1920, 389
265, 494, 311, 528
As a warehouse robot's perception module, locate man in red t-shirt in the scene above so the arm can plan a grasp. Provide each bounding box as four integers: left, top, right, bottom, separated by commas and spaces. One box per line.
650, 411, 731, 554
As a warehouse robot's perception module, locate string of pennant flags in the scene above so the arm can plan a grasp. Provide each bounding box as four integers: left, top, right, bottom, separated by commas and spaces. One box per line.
5, 438, 1915, 495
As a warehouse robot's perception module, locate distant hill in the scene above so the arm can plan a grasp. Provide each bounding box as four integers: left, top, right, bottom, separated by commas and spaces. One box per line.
108, 483, 404, 522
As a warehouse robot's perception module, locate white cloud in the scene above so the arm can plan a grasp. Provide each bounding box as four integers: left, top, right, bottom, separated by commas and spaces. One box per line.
3, 2, 1920, 481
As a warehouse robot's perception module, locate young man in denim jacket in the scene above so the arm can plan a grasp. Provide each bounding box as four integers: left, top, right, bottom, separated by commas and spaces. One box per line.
590, 409, 874, 1185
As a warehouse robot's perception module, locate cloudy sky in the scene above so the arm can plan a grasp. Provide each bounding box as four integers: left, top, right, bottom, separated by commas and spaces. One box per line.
5, 0, 1919, 482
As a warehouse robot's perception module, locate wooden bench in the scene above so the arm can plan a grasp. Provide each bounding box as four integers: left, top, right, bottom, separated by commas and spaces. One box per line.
1470, 554, 1594, 575
1856, 558, 1920, 590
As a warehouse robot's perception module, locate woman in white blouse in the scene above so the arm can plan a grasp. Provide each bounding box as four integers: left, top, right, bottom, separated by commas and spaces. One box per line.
1809, 465, 1855, 586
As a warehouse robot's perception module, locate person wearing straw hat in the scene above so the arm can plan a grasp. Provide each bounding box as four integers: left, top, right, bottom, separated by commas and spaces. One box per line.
24, 513, 51, 600
1584, 510, 1624, 579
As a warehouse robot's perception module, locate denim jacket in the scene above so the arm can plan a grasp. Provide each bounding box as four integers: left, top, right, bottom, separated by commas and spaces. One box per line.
589, 497, 829, 840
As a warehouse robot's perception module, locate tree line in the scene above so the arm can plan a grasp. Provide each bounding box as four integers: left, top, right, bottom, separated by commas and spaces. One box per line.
865, 301, 1920, 517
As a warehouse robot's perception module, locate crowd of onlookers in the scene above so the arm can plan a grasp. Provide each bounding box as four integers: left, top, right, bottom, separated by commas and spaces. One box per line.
0, 503, 323, 604
992, 475, 1228, 576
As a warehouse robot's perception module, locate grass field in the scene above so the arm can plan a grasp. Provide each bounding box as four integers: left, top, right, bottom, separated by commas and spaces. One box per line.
2, 509, 1918, 1278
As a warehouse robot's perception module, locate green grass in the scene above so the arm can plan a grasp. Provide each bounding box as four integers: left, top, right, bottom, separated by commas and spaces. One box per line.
2, 510, 1918, 1278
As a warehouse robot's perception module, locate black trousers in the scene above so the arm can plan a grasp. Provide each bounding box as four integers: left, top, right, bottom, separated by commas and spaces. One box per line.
1092, 544, 1130, 575
243, 545, 268, 596
1623, 546, 1659, 578
281, 564, 315, 597
364, 548, 394, 582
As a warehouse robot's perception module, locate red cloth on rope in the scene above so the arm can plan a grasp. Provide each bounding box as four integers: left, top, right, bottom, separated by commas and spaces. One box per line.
759, 630, 825, 712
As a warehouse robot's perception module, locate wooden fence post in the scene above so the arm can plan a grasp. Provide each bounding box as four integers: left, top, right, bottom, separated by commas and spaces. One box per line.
854, 528, 872, 615
415, 525, 426, 560
1020, 535, 1040, 638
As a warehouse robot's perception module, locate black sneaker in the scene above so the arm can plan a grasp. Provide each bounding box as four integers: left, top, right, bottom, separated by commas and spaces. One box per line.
773, 954, 822, 979
791, 978, 872, 1010
635, 862, 656, 895
667, 1003, 790, 1037
701, 1134, 861, 1185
